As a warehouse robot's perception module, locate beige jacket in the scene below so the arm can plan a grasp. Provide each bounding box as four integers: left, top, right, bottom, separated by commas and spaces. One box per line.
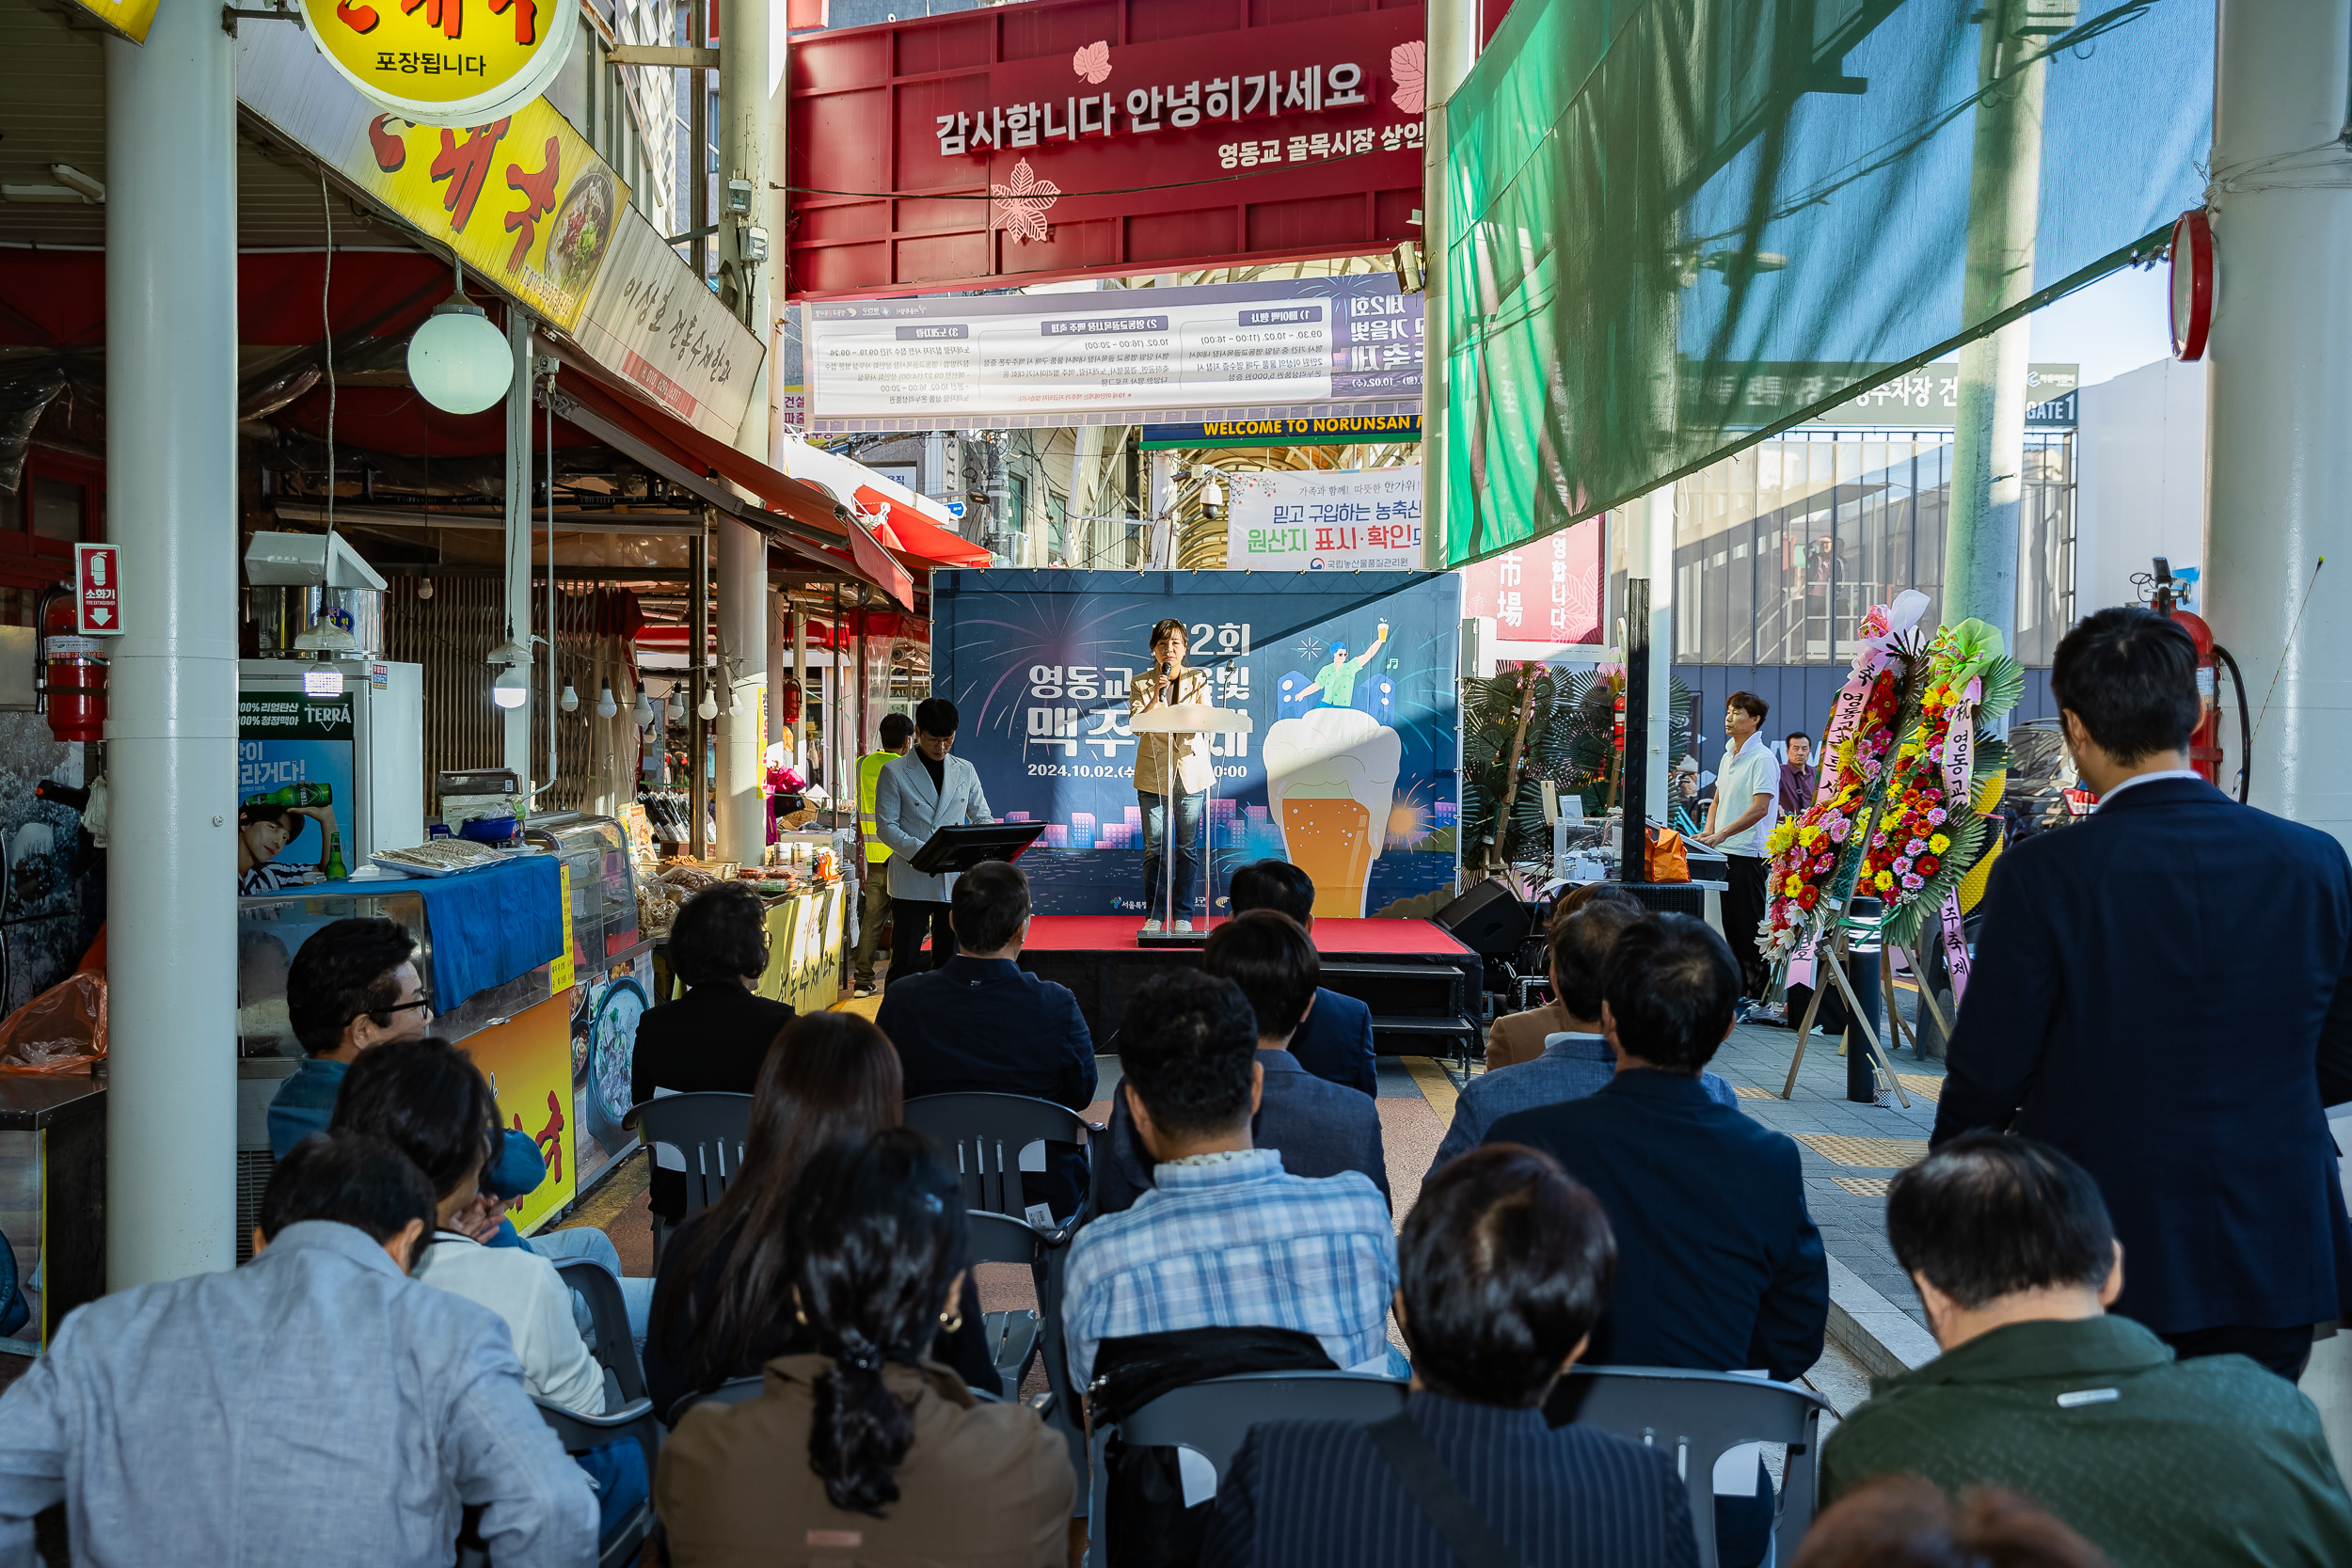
1486, 1001, 1575, 1071
1129, 661, 1215, 799
658, 1354, 1073, 1568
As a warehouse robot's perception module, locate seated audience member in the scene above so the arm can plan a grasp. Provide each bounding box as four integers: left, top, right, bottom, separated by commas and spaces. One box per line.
333, 1038, 647, 1544
1098, 911, 1390, 1214
1796, 1476, 2108, 1568
1201, 1144, 1696, 1568
1228, 860, 1376, 1094
657, 1129, 1073, 1567
644, 1012, 997, 1417
633, 882, 797, 1227
1821, 1135, 2352, 1568
1063, 969, 1396, 1387
1483, 883, 1646, 1071
1486, 911, 1826, 1568
873, 860, 1096, 1220
0, 1132, 595, 1566
271, 919, 588, 1271
1433, 899, 1736, 1177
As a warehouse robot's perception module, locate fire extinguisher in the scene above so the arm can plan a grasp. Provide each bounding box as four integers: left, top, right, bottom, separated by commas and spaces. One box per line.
777, 675, 803, 728
2150, 559, 2249, 802
33, 582, 105, 746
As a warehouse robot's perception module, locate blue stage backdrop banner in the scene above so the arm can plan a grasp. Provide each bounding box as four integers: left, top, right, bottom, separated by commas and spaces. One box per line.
930, 569, 1462, 919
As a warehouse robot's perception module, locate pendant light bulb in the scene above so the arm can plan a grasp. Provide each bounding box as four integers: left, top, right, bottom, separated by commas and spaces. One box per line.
727, 687, 744, 718
632, 686, 656, 725
596, 678, 618, 719
696, 690, 719, 722
491, 662, 530, 710
667, 687, 687, 722
559, 677, 580, 713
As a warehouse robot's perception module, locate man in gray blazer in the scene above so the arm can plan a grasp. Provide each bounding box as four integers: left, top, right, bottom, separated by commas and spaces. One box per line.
874, 696, 995, 988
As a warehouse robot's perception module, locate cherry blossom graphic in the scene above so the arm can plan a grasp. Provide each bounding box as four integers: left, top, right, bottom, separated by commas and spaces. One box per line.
1073, 40, 1112, 84
1391, 40, 1425, 115
990, 158, 1061, 244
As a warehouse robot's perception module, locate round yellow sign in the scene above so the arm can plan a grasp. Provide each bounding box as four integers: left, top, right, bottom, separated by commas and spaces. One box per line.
300, 0, 574, 127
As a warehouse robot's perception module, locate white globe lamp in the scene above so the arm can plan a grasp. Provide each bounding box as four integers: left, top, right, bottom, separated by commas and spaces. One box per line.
408, 296, 515, 415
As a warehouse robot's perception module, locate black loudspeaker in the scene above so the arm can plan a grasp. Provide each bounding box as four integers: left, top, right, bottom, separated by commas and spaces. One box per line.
1434, 879, 1532, 958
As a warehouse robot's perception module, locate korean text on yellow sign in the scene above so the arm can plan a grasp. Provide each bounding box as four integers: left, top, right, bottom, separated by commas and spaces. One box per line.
303, 0, 571, 124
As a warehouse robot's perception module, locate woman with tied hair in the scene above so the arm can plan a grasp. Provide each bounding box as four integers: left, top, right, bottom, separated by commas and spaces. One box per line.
643, 1011, 997, 1416
656, 1128, 1074, 1567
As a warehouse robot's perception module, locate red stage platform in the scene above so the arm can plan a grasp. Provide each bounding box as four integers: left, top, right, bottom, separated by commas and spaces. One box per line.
1012, 917, 1481, 1069
1019, 915, 1474, 959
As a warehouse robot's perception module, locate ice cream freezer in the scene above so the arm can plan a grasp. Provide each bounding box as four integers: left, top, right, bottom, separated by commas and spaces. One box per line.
233, 813, 655, 1257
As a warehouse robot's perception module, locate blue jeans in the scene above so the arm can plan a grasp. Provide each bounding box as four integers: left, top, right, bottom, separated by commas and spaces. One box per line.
1139, 789, 1206, 920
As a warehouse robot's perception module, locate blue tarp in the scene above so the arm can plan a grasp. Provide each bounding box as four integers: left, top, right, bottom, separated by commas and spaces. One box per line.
360, 854, 564, 1010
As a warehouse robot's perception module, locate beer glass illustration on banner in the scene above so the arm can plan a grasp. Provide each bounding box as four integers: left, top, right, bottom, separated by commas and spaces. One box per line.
1263, 706, 1403, 918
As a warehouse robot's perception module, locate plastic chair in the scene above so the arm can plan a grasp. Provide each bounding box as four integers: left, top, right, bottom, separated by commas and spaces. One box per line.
622, 1091, 752, 1261
532, 1259, 661, 1568
666, 1372, 765, 1427
1030, 1219, 1089, 1513
966, 1210, 1050, 1400
903, 1092, 1097, 1220
1083, 1371, 1407, 1568
1547, 1365, 1831, 1568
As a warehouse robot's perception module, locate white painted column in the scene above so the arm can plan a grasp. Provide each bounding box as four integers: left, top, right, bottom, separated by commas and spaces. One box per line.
2204, 0, 2352, 839
104, 0, 240, 1286
712, 515, 766, 863
1643, 486, 1674, 826
501, 313, 534, 783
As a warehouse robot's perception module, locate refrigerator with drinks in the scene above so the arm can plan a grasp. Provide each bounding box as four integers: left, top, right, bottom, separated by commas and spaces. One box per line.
236, 659, 424, 883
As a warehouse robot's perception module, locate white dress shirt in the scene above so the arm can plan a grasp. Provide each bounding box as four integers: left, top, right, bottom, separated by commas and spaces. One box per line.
1712, 732, 1783, 857
416, 1230, 607, 1417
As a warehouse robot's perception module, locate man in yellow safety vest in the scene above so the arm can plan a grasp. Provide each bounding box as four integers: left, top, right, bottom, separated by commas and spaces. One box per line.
851, 712, 914, 995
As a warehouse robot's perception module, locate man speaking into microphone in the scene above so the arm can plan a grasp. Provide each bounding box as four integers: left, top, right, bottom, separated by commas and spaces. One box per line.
1129, 617, 1213, 934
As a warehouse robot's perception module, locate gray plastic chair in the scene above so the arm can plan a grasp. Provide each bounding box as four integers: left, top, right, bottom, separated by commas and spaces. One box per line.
1548, 1365, 1831, 1568
903, 1092, 1096, 1220
532, 1259, 661, 1568
622, 1091, 752, 1261
1031, 1218, 1089, 1515
1084, 1371, 1408, 1568
666, 1372, 765, 1427
966, 1210, 1049, 1401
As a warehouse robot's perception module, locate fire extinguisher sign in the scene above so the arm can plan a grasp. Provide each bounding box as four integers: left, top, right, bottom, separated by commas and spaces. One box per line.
74, 544, 122, 637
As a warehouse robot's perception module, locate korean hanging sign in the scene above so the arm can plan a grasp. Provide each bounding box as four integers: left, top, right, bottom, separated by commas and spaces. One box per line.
300, 0, 576, 127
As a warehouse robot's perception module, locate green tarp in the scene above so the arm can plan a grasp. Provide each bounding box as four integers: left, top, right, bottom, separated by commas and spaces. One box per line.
1438, 0, 2212, 567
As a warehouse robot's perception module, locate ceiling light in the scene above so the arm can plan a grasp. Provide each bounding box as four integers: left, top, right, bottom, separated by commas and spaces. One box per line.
596, 679, 619, 719
696, 689, 719, 722
632, 686, 656, 725
559, 677, 580, 713
407, 292, 513, 415
667, 688, 687, 722
492, 663, 530, 709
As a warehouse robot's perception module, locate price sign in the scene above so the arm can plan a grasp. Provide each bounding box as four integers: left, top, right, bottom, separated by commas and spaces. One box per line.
74, 544, 122, 637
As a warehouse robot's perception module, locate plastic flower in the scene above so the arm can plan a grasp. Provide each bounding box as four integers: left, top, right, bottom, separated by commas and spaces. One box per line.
1900, 872, 1925, 890
1905, 838, 1927, 856
1928, 808, 1947, 825
1784, 875, 1804, 895
1797, 885, 1820, 910
1874, 870, 1896, 891
1827, 817, 1849, 842
1917, 854, 1940, 875
1929, 832, 1951, 854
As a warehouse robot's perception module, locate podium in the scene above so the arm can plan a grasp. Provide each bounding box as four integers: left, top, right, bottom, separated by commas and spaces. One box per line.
1128, 703, 1254, 947
906, 820, 1047, 876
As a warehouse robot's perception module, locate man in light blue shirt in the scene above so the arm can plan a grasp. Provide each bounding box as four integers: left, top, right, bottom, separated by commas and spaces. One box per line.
1432, 902, 1737, 1179
0, 1132, 596, 1568
1065, 970, 1397, 1387
1697, 692, 1783, 1004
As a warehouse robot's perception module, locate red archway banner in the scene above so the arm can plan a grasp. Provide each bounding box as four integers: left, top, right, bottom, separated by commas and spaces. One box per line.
786, 0, 1425, 299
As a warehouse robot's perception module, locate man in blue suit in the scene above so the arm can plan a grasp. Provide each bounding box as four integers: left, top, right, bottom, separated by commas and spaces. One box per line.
873, 696, 994, 988
1933, 606, 2352, 1381
1096, 910, 1390, 1214
1485, 912, 1824, 1568
874, 859, 1096, 1221
1228, 859, 1377, 1095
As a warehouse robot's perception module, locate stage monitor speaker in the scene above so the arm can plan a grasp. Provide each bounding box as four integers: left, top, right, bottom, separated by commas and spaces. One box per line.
1435, 879, 1531, 958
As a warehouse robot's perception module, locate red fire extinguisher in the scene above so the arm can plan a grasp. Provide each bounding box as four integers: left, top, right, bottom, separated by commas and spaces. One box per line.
34, 582, 105, 745
2150, 559, 2248, 801
777, 675, 803, 728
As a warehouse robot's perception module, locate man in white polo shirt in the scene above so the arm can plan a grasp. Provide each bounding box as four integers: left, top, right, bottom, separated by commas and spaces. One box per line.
1698, 690, 1781, 1008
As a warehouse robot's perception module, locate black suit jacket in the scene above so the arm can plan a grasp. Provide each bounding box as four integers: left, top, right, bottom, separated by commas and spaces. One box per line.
631, 982, 796, 1220
1933, 776, 2352, 1334
1487, 1069, 1827, 1380
1200, 1389, 1697, 1568
874, 954, 1098, 1217
1288, 986, 1378, 1097
1094, 1049, 1391, 1215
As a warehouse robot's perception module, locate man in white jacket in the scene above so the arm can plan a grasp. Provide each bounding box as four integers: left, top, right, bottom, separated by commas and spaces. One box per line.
875, 695, 995, 988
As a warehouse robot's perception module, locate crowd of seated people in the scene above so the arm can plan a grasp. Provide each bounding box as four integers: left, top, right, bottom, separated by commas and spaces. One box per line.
8, 846, 2352, 1567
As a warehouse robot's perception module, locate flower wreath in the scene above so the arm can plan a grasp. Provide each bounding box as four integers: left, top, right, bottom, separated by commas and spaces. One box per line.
1761, 595, 2020, 962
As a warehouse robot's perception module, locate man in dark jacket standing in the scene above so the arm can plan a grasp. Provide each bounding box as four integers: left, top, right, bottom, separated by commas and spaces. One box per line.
1933, 606, 2352, 1381
874, 860, 1096, 1220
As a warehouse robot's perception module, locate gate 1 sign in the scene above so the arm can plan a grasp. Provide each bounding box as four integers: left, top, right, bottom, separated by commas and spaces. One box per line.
930, 568, 1461, 918
787, 0, 1426, 297
73, 545, 121, 637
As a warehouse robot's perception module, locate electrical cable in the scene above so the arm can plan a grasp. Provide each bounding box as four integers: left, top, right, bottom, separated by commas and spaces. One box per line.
320, 175, 337, 555
2251, 555, 2325, 752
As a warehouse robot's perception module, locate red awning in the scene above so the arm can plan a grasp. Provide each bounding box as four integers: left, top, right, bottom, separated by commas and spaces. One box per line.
853, 486, 990, 568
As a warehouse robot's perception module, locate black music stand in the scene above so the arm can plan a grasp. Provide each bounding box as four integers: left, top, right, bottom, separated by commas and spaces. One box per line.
907, 821, 1047, 876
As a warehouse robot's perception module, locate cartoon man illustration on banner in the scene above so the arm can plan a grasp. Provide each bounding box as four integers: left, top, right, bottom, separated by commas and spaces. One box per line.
1298, 619, 1390, 708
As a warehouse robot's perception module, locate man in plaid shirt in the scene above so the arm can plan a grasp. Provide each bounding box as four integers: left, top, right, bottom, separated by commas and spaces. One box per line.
1064, 969, 1399, 1388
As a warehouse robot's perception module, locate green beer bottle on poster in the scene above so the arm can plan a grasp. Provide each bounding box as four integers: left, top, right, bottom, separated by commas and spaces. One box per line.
297, 782, 334, 807
242, 785, 298, 807
325, 831, 347, 880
